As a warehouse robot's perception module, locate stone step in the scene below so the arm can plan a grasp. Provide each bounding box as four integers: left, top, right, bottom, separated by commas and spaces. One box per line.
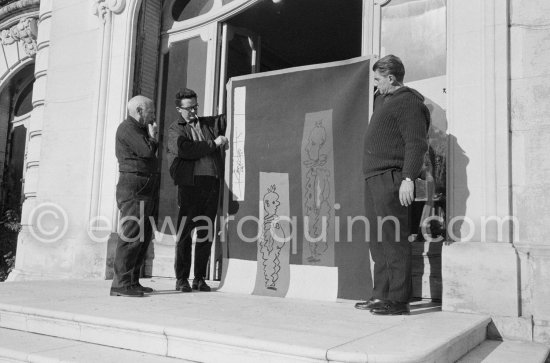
0, 279, 491, 363
457, 340, 550, 363
0, 328, 192, 363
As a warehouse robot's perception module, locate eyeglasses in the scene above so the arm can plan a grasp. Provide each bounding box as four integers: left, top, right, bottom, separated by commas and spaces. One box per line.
178, 104, 199, 112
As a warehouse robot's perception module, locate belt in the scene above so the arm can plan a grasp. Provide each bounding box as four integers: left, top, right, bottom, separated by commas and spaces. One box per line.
120, 171, 159, 178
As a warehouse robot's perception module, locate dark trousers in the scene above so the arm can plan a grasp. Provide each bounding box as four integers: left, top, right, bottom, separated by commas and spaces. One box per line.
365, 170, 411, 302
112, 173, 158, 288
175, 176, 220, 283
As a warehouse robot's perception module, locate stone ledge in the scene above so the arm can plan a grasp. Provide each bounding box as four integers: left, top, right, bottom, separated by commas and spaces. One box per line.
442, 242, 519, 316
0, 279, 492, 363
457, 340, 550, 363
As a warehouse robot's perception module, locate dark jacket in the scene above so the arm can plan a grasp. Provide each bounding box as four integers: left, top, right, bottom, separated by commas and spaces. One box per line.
115, 116, 158, 174
363, 86, 430, 180
166, 114, 227, 186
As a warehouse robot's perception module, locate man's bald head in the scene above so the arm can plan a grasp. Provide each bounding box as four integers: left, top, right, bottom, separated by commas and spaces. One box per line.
128, 95, 155, 126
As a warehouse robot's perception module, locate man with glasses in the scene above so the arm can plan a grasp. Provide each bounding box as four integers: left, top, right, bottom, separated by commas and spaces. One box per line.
166, 88, 228, 292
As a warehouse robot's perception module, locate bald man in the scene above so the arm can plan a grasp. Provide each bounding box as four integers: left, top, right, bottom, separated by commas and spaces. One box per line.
110, 95, 159, 297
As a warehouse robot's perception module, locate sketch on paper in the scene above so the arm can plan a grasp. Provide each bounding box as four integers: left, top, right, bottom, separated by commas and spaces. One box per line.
232, 87, 246, 201
232, 131, 245, 198
254, 172, 291, 296
258, 185, 286, 290
301, 111, 335, 265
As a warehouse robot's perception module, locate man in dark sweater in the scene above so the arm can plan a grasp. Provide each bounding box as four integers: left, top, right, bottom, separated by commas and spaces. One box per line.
166, 88, 227, 293
111, 95, 159, 297
355, 55, 430, 315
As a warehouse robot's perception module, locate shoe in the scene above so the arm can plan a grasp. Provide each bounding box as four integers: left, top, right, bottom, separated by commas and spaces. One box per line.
192, 277, 211, 292
176, 280, 192, 292
133, 282, 154, 293
110, 286, 144, 297
354, 297, 387, 310
370, 301, 410, 315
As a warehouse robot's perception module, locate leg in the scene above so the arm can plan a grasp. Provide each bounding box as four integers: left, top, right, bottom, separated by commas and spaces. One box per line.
366, 177, 390, 300
174, 185, 201, 284
193, 177, 219, 279
370, 170, 412, 303
131, 198, 156, 285
112, 198, 147, 289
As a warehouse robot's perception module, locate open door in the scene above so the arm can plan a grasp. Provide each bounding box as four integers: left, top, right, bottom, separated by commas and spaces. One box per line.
210, 24, 261, 280
217, 24, 260, 113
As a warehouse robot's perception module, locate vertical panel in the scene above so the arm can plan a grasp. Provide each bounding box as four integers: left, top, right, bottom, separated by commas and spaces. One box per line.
157, 37, 209, 232
133, 1, 162, 100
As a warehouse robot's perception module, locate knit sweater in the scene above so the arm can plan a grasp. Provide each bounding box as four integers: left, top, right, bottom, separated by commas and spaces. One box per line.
363, 86, 430, 180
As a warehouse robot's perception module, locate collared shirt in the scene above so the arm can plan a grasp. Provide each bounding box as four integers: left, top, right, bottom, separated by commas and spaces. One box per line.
115, 116, 158, 174
188, 120, 218, 177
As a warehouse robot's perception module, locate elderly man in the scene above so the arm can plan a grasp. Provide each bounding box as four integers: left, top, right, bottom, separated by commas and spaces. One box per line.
110, 95, 159, 297
166, 88, 227, 293
355, 55, 430, 314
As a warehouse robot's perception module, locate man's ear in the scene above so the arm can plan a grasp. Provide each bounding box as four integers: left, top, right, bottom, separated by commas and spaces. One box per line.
388, 74, 396, 84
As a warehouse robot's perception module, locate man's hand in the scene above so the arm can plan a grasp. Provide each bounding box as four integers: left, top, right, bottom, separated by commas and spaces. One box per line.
148, 122, 159, 141
214, 136, 228, 147
399, 179, 415, 207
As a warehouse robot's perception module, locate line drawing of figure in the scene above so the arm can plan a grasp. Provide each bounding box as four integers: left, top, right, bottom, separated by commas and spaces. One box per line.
258, 184, 286, 290
303, 121, 332, 263
232, 132, 245, 199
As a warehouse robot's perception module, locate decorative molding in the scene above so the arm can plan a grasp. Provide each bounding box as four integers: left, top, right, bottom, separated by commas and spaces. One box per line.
92, 0, 126, 23
0, 0, 39, 25
0, 16, 37, 56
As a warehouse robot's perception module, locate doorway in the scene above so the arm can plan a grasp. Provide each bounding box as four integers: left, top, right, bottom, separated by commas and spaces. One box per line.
219, 0, 363, 92
0, 64, 34, 280
0, 64, 34, 218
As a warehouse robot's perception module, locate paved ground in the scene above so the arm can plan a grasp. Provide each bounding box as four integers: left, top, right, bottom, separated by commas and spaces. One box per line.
0, 278, 490, 362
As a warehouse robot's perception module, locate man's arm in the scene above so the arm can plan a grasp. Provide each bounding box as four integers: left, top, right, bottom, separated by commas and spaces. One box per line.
399, 102, 429, 180
118, 123, 157, 158
166, 124, 225, 161
201, 114, 227, 136
398, 101, 429, 206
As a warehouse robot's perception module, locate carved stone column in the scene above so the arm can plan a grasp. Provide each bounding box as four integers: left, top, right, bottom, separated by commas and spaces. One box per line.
92, 0, 126, 23
8, 0, 52, 280
88, 0, 127, 224
442, 0, 522, 339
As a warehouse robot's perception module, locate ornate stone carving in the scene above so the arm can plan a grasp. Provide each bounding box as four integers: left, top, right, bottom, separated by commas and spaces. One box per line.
92, 0, 126, 23
0, 17, 38, 56
0, 0, 40, 24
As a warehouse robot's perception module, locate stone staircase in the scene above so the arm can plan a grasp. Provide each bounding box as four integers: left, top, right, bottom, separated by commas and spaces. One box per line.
0, 279, 547, 363
0, 328, 190, 363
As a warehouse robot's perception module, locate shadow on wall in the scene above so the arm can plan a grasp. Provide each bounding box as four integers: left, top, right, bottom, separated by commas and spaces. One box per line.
409, 96, 469, 301
446, 133, 469, 241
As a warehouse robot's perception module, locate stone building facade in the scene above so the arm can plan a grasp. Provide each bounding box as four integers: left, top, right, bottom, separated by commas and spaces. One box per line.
0, 0, 548, 345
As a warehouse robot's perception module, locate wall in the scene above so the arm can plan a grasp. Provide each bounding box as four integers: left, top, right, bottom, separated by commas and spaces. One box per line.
510, 0, 550, 345
442, 0, 521, 331
10, 0, 105, 279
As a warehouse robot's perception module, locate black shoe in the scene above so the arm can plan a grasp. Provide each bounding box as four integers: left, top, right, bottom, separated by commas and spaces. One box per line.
176, 280, 192, 292
354, 297, 387, 310
110, 286, 144, 297
370, 301, 410, 315
192, 277, 211, 292
133, 282, 154, 293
